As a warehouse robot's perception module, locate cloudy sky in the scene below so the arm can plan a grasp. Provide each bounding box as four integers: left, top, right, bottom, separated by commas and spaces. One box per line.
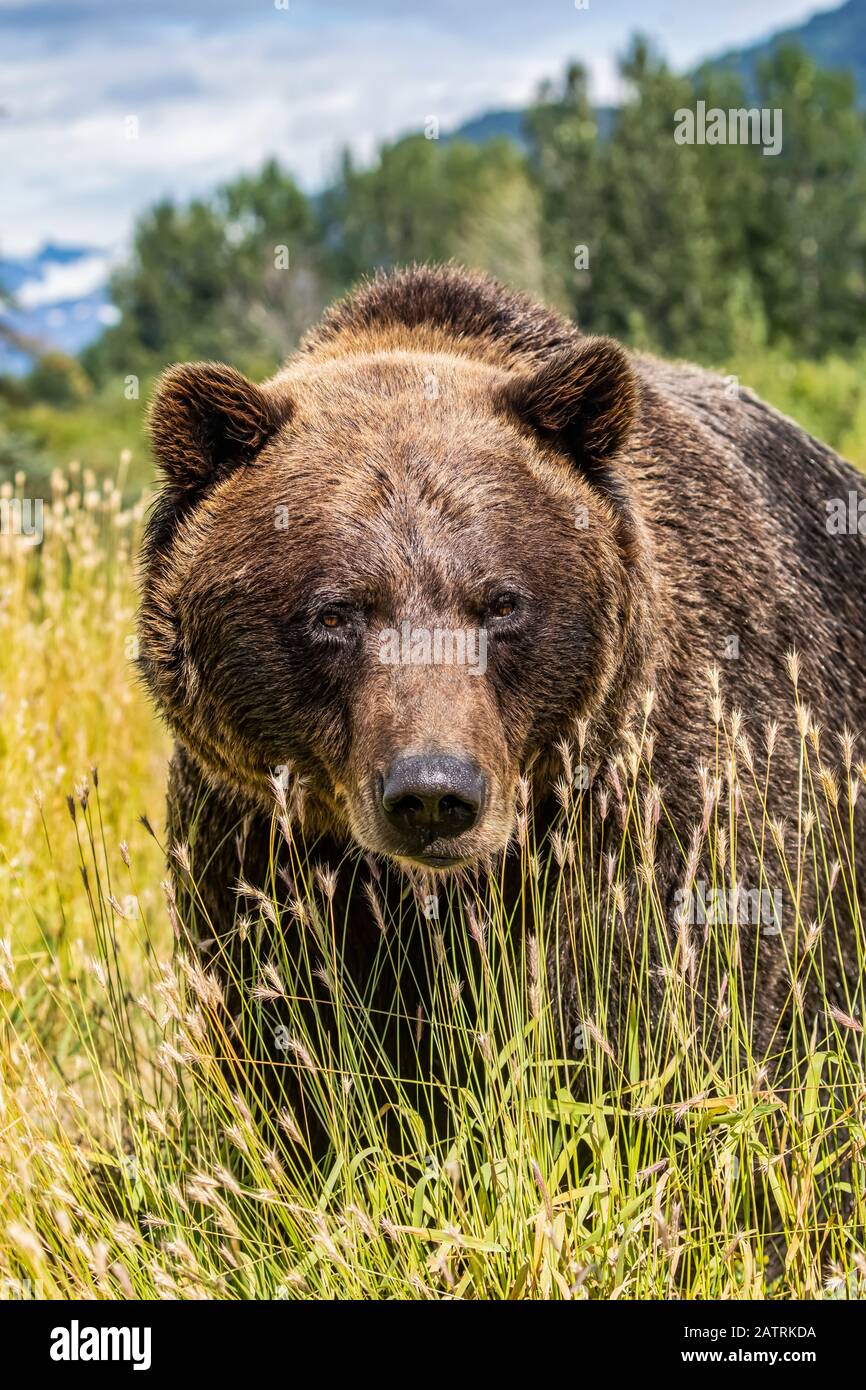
0, 0, 844, 258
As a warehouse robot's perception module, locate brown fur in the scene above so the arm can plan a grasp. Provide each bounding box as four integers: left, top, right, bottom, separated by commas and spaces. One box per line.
139, 264, 866, 1104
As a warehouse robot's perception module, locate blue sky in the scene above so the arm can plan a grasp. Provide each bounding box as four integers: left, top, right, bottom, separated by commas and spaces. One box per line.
0, 0, 844, 258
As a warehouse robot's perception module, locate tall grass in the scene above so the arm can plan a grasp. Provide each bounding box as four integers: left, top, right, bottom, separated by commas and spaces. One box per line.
0, 464, 863, 1301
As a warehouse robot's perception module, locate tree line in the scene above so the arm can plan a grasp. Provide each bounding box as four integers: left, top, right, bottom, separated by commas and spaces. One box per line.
39, 38, 866, 387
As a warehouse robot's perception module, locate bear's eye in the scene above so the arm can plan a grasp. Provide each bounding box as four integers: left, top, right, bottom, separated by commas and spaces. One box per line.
488, 594, 519, 621
319, 608, 347, 631
312, 601, 364, 641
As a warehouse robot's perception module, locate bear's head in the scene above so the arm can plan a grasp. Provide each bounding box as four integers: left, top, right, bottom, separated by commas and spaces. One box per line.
139, 335, 647, 871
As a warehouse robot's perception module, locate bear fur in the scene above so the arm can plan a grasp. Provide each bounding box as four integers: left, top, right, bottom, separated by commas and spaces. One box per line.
139, 264, 866, 1113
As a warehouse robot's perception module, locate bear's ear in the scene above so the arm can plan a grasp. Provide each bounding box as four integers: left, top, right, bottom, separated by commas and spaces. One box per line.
497, 337, 637, 469
148, 362, 286, 496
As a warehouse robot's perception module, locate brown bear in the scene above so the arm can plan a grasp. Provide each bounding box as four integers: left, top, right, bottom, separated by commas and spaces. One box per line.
139, 264, 866, 1126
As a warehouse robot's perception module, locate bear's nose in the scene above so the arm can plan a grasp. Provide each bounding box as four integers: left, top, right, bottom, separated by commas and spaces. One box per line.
381, 754, 485, 840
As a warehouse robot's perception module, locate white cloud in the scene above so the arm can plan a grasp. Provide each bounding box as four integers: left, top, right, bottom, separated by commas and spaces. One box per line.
15, 252, 115, 308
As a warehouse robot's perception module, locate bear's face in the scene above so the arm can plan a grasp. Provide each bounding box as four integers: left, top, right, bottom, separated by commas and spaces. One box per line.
141, 341, 638, 870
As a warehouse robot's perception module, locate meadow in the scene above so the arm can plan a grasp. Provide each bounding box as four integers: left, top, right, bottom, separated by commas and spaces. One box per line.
0, 441, 864, 1301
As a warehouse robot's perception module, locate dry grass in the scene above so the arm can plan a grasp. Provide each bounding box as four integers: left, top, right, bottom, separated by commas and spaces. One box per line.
0, 462, 864, 1301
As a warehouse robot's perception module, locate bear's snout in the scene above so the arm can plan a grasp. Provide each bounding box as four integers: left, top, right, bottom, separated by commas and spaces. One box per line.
379, 753, 486, 864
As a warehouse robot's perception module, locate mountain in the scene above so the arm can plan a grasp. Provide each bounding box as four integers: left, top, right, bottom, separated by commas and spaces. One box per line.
445, 0, 866, 157
447, 108, 529, 147
447, 103, 618, 148
705, 0, 866, 100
